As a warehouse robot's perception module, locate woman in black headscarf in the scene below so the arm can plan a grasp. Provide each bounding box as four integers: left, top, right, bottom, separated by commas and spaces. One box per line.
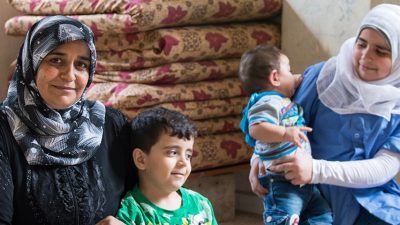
0, 15, 134, 225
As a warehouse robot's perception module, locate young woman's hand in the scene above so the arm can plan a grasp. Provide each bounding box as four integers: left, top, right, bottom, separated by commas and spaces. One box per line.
249, 157, 268, 197
96, 216, 125, 225
283, 126, 312, 148
269, 153, 313, 185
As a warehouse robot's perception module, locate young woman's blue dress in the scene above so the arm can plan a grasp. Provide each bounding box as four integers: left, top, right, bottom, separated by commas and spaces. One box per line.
294, 62, 400, 225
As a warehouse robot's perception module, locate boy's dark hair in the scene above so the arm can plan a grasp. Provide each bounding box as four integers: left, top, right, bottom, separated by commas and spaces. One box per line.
238, 44, 281, 94
130, 107, 197, 153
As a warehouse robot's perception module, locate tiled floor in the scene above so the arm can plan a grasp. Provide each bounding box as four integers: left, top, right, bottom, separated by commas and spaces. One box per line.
220, 211, 264, 225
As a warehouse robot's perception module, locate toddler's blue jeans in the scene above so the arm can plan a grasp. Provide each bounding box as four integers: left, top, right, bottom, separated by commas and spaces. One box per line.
259, 173, 332, 225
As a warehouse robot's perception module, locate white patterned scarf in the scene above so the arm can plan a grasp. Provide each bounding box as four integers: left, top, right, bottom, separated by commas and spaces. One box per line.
317, 4, 400, 121
2, 16, 106, 166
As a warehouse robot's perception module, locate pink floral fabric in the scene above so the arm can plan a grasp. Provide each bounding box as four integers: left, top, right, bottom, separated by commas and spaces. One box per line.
192, 115, 241, 136
4, 0, 282, 172
6, 18, 279, 71
191, 132, 252, 171
7, 0, 281, 33
7, 0, 139, 15
121, 97, 248, 121
86, 78, 245, 109
5, 7, 282, 36
94, 23, 279, 71
94, 59, 239, 84
6, 14, 130, 36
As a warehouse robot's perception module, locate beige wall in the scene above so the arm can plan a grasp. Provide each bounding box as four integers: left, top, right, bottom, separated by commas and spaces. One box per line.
371, 0, 400, 6
281, 0, 370, 73
282, 0, 400, 73
0, 1, 23, 101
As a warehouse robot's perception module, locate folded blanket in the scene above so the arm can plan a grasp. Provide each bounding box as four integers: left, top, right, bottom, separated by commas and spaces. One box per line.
193, 115, 242, 135
121, 96, 249, 120
94, 23, 280, 71
5, 7, 281, 36
94, 22, 280, 51
7, 0, 138, 15
192, 132, 252, 171
6, 0, 281, 33
93, 59, 240, 84
87, 77, 245, 108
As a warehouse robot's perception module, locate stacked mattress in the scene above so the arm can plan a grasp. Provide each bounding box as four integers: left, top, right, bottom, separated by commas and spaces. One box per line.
5, 0, 282, 171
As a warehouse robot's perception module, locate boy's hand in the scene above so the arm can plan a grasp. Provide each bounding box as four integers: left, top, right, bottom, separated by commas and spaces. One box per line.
294, 74, 304, 89
283, 126, 312, 148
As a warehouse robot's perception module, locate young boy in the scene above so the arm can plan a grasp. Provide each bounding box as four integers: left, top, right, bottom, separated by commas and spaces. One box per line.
117, 107, 218, 225
239, 44, 333, 225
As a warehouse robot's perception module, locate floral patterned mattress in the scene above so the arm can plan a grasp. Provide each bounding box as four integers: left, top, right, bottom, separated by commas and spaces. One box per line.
5, 0, 282, 172
6, 0, 281, 34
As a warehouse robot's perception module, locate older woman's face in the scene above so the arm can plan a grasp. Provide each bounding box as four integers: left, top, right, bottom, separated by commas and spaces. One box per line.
35, 40, 90, 110
352, 28, 392, 81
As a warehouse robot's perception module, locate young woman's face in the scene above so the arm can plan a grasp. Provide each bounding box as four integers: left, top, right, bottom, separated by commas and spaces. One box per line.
35, 40, 91, 110
352, 28, 392, 81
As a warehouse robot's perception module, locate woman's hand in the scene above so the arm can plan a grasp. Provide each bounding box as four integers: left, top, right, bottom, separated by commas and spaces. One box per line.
249, 157, 268, 198
269, 153, 313, 185
96, 216, 125, 225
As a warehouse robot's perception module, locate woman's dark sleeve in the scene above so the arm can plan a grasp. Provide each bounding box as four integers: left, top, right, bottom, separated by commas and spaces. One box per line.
105, 107, 136, 194
119, 115, 136, 192
0, 121, 14, 224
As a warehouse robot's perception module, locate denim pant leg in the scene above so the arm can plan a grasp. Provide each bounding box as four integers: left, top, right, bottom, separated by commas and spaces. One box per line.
259, 174, 304, 225
299, 185, 332, 225
353, 207, 390, 225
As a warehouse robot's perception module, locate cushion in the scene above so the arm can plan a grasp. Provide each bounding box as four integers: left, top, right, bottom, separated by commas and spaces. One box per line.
6, 0, 281, 34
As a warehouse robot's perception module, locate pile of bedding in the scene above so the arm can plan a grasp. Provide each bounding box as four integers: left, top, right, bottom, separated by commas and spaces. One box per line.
5, 0, 282, 171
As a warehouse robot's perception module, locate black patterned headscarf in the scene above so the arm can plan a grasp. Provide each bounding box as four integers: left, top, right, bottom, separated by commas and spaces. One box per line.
2, 15, 106, 166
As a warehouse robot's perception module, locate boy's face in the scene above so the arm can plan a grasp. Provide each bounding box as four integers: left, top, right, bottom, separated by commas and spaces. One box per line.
139, 132, 194, 193
277, 54, 297, 98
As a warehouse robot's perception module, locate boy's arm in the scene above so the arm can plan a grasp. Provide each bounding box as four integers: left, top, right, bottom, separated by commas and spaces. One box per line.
249, 122, 285, 143
249, 122, 312, 148
116, 194, 139, 225
206, 198, 218, 225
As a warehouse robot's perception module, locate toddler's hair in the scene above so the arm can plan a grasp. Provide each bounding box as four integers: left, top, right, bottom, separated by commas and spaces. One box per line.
239, 44, 281, 94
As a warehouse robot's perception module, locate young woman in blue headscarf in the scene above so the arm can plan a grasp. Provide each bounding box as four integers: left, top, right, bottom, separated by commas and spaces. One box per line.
250, 4, 400, 225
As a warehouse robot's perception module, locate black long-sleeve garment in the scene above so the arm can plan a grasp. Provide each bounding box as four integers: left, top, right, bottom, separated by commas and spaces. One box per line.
0, 107, 135, 225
